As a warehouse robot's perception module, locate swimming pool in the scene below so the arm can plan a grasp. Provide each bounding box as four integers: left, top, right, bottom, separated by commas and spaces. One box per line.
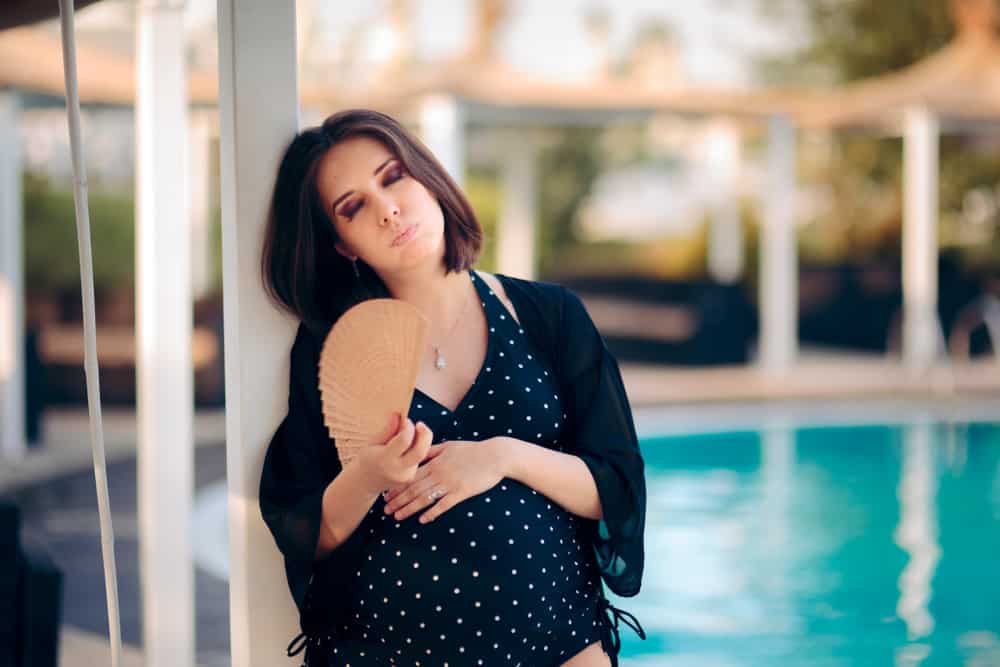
615, 418, 1000, 666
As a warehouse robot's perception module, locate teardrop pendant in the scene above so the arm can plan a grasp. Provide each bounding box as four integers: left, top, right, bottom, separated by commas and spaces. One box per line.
434, 347, 447, 370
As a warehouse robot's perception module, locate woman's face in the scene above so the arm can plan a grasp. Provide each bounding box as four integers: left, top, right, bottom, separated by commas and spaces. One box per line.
315, 135, 445, 275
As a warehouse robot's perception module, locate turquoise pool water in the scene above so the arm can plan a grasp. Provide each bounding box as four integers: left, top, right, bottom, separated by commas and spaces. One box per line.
613, 421, 1000, 667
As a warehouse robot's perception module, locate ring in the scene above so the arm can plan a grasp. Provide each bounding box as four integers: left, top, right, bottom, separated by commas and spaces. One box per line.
427, 488, 444, 501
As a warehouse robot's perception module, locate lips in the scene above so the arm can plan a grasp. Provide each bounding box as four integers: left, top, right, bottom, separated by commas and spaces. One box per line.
392, 224, 418, 247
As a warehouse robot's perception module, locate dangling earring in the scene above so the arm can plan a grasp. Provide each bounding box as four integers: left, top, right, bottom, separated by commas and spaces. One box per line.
351, 258, 360, 278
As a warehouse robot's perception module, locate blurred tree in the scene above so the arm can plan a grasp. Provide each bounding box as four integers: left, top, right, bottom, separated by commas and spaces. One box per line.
757, 0, 1000, 273
536, 127, 604, 277
465, 166, 500, 273
24, 171, 135, 297
757, 0, 957, 86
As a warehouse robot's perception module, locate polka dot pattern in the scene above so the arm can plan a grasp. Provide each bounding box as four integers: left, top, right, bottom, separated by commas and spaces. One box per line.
316, 270, 603, 666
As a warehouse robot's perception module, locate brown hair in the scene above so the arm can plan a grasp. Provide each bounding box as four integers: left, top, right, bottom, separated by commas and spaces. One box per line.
261, 108, 483, 337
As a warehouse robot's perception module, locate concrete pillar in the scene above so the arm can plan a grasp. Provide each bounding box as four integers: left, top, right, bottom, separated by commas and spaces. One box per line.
135, 2, 193, 665
419, 94, 465, 186
902, 107, 941, 371
0, 91, 25, 460
497, 142, 538, 280
705, 119, 744, 284
759, 115, 798, 370
217, 1, 300, 664
190, 108, 217, 301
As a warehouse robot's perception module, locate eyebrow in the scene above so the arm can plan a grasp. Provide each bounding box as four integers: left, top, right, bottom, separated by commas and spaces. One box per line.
329, 157, 396, 215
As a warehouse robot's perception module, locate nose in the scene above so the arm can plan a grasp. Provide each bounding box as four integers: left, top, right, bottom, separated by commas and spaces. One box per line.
378, 199, 401, 227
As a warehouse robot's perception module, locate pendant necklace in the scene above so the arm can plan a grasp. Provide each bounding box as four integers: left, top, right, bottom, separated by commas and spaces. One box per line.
432, 283, 472, 371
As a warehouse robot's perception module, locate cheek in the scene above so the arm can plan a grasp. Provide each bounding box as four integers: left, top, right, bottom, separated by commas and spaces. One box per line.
406, 181, 443, 219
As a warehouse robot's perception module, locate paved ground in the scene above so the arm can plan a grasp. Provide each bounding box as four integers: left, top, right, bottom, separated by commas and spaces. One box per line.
9, 443, 231, 667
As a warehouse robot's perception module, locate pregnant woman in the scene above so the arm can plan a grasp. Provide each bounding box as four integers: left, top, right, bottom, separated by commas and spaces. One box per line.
259, 109, 646, 667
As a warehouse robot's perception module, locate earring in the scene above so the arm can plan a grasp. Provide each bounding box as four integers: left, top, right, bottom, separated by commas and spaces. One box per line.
351, 258, 360, 278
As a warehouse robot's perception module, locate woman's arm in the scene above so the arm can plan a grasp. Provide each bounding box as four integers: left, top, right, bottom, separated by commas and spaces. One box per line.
315, 461, 383, 558
494, 436, 603, 521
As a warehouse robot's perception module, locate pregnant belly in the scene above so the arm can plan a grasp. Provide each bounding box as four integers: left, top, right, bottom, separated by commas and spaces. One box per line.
349, 479, 598, 634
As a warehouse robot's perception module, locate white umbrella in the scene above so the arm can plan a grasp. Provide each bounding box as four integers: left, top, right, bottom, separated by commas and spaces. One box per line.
56, 1, 123, 665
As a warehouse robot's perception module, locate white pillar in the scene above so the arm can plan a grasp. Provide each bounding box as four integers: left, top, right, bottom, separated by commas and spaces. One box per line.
217, 1, 300, 665
902, 107, 941, 371
419, 94, 465, 186
0, 91, 25, 460
135, 2, 193, 665
759, 114, 798, 370
497, 143, 538, 280
705, 120, 744, 284
190, 108, 216, 301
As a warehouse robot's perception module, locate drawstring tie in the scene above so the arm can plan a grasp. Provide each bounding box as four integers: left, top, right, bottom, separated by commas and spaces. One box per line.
286, 631, 309, 657
286, 631, 315, 666
287, 630, 332, 666
596, 596, 647, 667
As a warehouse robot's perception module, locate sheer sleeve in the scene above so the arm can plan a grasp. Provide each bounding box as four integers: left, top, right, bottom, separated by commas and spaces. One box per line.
258, 323, 369, 614
558, 287, 646, 598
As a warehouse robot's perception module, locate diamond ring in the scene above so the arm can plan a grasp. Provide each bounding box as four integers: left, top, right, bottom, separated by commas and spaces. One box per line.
427, 488, 444, 501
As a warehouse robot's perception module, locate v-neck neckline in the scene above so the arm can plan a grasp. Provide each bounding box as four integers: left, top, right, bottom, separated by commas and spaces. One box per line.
412, 270, 495, 415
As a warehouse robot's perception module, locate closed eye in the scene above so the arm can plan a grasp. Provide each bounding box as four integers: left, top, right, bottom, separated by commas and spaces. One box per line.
336, 163, 406, 221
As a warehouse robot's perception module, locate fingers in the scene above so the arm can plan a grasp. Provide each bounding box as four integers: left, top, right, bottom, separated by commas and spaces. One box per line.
378, 411, 402, 445
420, 442, 448, 463
384, 478, 444, 521
382, 464, 428, 504
417, 491, 457, 524
386, 416, 415, 455
400, 421, 433, 467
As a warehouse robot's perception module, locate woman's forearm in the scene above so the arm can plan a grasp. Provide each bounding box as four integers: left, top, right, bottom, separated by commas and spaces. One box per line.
494, 436, 604, 521
316, 461, 383, 559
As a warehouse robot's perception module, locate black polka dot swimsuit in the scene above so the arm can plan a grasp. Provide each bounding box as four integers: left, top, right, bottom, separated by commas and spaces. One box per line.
322, 270, 606, 667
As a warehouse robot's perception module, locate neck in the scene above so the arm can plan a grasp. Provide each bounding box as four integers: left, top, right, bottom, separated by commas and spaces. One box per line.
380, 263, 472, 332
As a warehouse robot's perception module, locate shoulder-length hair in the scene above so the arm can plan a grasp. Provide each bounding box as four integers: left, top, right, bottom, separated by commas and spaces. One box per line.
261, 108, 483, 337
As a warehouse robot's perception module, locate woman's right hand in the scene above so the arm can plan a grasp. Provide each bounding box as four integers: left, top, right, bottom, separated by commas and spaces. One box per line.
353, 412, 433, 495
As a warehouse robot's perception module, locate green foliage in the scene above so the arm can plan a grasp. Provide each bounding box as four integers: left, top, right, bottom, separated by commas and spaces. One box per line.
464, 167, 500, 273
758, 0, 960, 85
759, 0, 1000, 270
24, 171, 135, 295
536, 127, 605, 277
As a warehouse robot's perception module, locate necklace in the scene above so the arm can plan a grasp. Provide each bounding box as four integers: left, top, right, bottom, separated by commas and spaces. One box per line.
431, 282, 473, 371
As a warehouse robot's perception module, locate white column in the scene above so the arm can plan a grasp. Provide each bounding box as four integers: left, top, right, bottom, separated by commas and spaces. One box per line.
217, 1, 300, 665
497, 143, 538, 280
902, 107, 941, 371
135, 2, 193, 665
190, 108, 216, 301
0, 91, 25, 460
705, 120, 744, 284
759, 114, 798, 370
419, 94, 465, 186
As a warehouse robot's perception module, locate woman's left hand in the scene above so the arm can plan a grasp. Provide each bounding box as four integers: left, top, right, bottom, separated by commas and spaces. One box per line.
381, 437, 511, 524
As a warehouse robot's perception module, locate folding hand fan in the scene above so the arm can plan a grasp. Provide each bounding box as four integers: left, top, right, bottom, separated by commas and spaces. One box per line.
317, 298, 429, 467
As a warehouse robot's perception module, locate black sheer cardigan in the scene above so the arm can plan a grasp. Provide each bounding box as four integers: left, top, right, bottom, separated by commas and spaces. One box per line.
259, 272, 647, 663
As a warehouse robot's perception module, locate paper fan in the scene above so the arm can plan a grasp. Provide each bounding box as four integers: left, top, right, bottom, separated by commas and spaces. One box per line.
318, 298, 429, 467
